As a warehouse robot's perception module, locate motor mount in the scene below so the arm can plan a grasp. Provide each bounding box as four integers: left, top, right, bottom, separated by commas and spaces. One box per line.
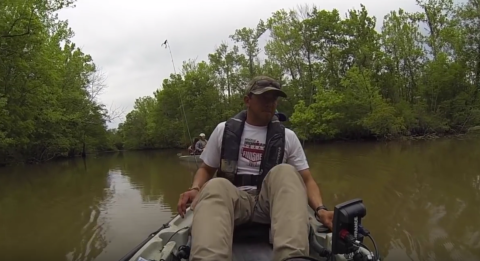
331, 198, 367, 256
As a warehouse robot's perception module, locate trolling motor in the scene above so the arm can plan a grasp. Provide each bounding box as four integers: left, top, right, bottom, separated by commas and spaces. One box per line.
331, 199, 380, 261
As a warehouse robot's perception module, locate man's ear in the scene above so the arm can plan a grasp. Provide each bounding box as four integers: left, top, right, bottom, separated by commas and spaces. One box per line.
243, 95, 250, 107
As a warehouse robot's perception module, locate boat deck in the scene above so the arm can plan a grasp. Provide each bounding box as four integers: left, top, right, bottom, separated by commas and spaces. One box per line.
233, 241, 272, 261
232, 223, 272, 261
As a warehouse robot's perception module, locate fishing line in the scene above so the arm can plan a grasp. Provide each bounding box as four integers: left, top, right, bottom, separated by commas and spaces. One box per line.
163, 40, 199, 168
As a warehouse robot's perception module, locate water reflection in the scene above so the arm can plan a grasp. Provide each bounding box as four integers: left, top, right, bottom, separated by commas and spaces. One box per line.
92, 168, 171, 261
0, 158, 112, 261
116, 150, 194, 211
1, 137, 480, 261
305, 137, 480, 261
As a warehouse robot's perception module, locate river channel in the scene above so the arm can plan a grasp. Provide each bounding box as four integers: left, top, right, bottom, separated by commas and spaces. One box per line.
1, 137, 480, 261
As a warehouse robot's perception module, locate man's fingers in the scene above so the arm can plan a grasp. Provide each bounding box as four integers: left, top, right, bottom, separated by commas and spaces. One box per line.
191, 191, 200, 210
176, 191, 198, 218
182, 205, 187, 216
177, 193, 187, 218
181, 193, 192, 217
177, 193, 183, 211
326, 221, 333, 231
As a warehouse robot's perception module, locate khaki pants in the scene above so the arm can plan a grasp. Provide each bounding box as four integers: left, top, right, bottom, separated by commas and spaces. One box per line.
190, 164, 309, 261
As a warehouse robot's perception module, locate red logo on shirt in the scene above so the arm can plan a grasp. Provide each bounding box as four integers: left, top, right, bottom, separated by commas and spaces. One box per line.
241, 138, 265, 165
241, 146, 263, 162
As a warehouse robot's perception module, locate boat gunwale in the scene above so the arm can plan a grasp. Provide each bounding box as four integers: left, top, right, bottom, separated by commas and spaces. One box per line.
117, 218, 176, 261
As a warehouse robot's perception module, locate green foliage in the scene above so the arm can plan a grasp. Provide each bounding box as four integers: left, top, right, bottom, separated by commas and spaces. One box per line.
119, 0, 480, 147
0, 0, 115, 165
5, 0, 480, 162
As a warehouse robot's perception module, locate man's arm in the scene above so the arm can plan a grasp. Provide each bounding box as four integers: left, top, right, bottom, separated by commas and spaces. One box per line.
191, 122, 224, 188
286, 130, 333, 228
299, 169, 324, 210
299, 169, 332, 229
194, 141, 203, 151
285, 130, 324, 209
191, 163, 217, 189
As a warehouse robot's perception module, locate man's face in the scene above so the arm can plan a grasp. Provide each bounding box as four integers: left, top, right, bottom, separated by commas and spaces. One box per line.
245, 91, 279, 123
200, 136, 205, 140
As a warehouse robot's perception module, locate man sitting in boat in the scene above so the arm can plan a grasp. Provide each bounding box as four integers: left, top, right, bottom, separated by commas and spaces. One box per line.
188, 138, 200, 155
177, 76, 334, 261
194, 133, 207, 153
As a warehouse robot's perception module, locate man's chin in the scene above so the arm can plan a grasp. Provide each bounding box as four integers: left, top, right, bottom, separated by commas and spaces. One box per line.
262, 113, 274, 122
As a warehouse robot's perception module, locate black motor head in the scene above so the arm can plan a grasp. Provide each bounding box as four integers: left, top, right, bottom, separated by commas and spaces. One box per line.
331, 198, 367, 255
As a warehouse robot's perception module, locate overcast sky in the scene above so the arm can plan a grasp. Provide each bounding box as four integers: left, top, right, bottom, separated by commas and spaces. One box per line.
57, 0, 421, 129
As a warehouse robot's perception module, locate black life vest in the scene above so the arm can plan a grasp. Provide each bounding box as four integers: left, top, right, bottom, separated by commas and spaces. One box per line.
217, 110, 285, 192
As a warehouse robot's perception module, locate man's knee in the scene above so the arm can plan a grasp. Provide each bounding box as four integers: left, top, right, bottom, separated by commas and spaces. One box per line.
264, 164, 305, 191
269, 164, 301, 179
193, 178, 239, 212
200, 177, 235, 197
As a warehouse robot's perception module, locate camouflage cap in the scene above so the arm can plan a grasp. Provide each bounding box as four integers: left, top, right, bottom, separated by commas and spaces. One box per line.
245, 76, 287, 98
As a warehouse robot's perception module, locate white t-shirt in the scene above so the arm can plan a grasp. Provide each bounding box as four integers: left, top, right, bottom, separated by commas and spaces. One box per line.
200, 121, 309, 189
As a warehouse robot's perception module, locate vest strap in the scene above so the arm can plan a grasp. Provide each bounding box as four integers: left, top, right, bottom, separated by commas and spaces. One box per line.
218, 110, 285, 190
234, 175, 260, 187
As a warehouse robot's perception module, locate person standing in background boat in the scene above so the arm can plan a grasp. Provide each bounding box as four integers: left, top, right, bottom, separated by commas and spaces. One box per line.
194, 133, 207, 153
177, 76, 334, 261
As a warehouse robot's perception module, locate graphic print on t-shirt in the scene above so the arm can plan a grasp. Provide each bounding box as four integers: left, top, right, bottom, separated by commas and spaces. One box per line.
241, 138, 265, 167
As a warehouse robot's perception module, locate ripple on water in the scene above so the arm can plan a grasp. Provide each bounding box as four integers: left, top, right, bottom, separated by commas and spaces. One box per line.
80, 169, 174, 261
4, 140, 480, 261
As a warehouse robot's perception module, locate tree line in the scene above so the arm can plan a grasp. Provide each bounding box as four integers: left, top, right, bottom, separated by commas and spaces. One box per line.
116, 0, 480, 151
3, 0, 480, 166
1, 0, 120, 166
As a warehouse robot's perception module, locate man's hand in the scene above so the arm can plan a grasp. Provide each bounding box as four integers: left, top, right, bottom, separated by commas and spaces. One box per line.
176, 163, 216, 218
317, 209, 334, 231
177, 189, 199, 218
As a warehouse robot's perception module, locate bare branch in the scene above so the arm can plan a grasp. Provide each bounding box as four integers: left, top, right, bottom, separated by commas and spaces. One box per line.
295, 4, 314, 20
86, 70, 107, 102
106, 102, 127, 123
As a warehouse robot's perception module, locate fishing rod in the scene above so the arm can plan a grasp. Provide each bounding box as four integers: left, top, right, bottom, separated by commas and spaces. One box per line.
162, 39, 199, 168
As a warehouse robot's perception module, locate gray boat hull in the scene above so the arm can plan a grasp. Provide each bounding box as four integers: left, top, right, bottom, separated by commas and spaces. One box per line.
119, 207, 375, 261
178, 155, 203, 163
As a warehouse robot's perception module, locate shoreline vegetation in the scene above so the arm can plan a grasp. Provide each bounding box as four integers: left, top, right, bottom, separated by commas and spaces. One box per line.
4, 129, 479, 167
2, 0, 480, 166
2, 129, 480, 167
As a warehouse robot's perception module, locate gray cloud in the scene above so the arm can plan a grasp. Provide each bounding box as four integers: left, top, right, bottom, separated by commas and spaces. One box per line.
57, 0, 420, 128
